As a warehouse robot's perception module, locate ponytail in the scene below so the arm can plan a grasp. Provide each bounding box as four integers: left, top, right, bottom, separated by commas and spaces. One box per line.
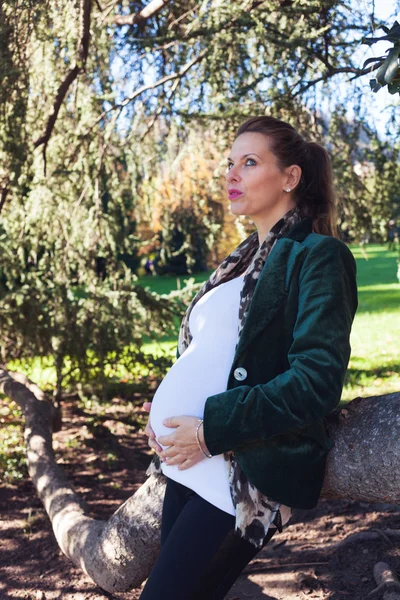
296, 142, 339, 238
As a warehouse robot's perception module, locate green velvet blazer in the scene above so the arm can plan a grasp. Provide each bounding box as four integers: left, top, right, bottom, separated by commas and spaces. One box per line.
189, 217, 358, 509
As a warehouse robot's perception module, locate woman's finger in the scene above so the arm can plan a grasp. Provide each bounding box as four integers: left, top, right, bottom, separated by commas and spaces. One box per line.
161, 447, 181, 461
178, 458, 193, 471
143, 401, 152, 412
163, 453, 185, 466
144, 422, 155, 438
149, 437, 163, 454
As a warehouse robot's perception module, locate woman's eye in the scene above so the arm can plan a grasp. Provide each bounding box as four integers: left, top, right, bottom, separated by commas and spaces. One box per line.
227, 158, 256, 170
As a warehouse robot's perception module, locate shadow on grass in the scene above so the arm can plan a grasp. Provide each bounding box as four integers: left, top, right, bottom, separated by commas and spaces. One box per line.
356, 287, 400, 314
344, 359, 400, 389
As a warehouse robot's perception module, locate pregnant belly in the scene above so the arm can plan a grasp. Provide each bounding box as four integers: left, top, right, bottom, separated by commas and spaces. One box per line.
149, 343, 234, 449
150, 382, 203, 450
148, 352, 236, 516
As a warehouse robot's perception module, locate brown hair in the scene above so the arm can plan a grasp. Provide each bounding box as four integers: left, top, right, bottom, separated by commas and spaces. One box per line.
235, 116, 339, 238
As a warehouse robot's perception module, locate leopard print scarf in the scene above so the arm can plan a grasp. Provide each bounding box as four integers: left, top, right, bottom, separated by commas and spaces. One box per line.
146, 204, 304, 548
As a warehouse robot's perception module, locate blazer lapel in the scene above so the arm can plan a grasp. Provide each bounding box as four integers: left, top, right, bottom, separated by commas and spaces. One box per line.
233, 217, 313, 361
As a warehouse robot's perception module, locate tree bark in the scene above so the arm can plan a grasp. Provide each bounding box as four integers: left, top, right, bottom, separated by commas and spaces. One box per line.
322, 393, 400, 503
1, 367, 399, 594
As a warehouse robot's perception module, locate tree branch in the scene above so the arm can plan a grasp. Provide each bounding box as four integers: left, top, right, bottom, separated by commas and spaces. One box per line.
114, 0, 168, 26
291, 66, 375, 98
0, 178, 10, 215
81, 47, 207, 135
33, 0, 92, 173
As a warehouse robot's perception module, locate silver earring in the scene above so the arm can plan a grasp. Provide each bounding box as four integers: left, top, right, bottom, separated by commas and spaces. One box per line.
285, 188, 291, 192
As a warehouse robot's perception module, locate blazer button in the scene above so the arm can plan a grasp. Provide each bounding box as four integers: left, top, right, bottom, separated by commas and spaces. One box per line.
233, 367, 247, 381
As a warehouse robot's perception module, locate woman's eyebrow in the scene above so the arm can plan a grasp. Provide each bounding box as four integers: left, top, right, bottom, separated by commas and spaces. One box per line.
227, 153, 261, 161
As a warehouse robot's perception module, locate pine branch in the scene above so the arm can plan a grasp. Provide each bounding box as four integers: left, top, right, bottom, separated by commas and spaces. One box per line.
33, 0, 92, 174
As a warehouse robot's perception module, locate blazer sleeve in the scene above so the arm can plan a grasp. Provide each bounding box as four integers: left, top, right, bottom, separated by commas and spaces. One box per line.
202, 236, 358, 456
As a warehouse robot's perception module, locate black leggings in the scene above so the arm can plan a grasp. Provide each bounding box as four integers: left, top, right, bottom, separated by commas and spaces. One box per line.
139, 476, 278, 600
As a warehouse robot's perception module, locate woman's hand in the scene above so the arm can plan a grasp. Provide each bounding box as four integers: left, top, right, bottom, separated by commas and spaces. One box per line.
158, 416, 212, 470
143, 401, 163, 456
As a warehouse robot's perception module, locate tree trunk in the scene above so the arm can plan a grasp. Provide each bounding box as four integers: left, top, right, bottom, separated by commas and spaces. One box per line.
322, 393, 400, 503
1, 367, 399, 594
0, 367, 166, 593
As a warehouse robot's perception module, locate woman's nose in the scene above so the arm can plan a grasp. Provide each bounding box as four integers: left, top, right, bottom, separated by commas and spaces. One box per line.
226, 166, 241, 183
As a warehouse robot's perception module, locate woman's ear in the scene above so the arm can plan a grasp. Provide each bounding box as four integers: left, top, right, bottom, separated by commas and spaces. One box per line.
285, 164, 302, 191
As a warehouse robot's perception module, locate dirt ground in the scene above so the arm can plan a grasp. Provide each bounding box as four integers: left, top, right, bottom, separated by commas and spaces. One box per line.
1, 395, 400, 600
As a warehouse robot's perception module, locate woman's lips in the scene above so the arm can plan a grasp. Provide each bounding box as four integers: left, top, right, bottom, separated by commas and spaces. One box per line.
228, 191, 243, 199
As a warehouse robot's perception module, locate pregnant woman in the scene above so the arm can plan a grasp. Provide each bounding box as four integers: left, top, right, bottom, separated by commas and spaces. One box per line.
140, 115, 358, 600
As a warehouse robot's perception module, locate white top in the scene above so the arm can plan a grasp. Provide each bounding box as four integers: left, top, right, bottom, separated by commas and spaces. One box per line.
149, 273, 291, 527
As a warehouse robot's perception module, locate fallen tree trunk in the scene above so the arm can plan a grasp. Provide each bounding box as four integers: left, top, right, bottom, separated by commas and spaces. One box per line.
0, 368, 166, 593
322, 394, 400, 503
1, 367, 399, 594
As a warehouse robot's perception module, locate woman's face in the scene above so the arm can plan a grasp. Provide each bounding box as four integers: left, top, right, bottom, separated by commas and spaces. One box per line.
225, 132, 298, 219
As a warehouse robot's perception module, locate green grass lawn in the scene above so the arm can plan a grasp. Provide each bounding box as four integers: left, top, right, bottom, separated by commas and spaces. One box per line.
344, 244, 400, 401
138, 243, 400, 403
